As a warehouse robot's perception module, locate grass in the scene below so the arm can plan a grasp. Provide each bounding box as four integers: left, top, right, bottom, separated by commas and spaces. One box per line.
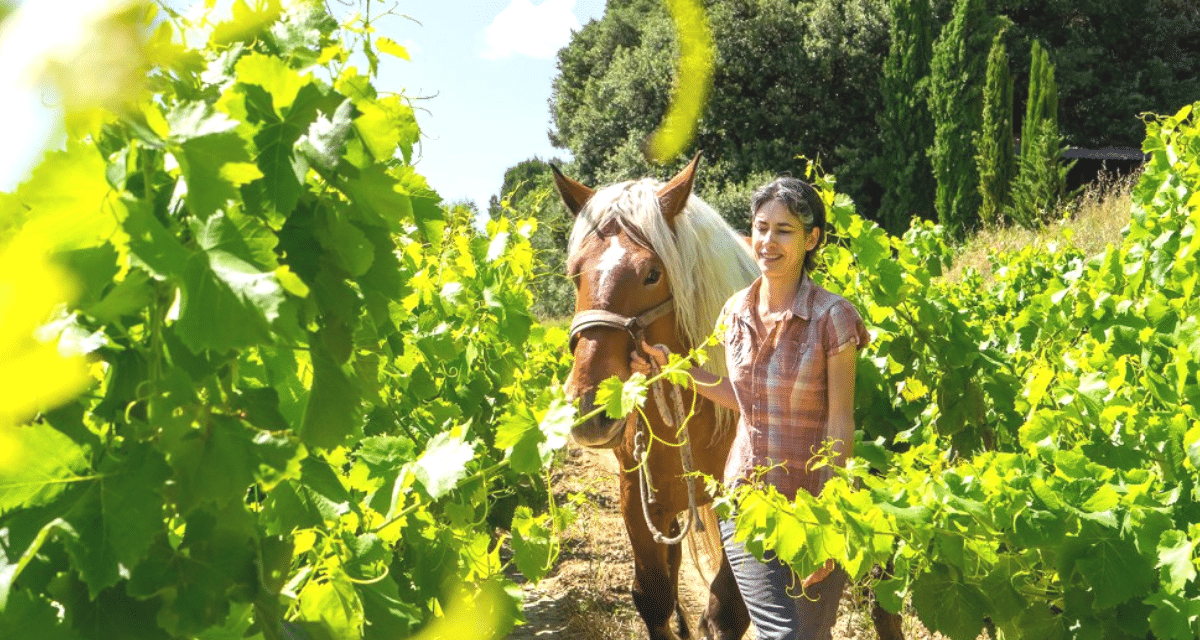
944, 171, 1138, 284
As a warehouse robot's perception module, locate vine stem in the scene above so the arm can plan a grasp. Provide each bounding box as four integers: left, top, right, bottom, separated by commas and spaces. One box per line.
369, 459, 510, 534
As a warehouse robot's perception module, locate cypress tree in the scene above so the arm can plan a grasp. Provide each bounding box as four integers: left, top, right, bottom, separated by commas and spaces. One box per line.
1010, 40, 1071, 228
878, 0, 937, 234
927, 0, 993, 239
975, 26, 1015, 227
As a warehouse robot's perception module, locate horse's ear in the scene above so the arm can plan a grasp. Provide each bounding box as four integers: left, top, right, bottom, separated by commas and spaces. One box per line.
657, 153, 701, 226
550, 163, 594, 217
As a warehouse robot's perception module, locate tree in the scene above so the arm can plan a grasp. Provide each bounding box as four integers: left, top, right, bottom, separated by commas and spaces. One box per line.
975, 25, 1016, 227
927, 0, 994, 238
549, 0, 890, 228
1009, 39, 1070, 228
993, 0, 1200, 148
877, 0, 937, 233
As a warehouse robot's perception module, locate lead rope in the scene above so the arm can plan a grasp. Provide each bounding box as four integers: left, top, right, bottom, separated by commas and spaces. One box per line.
634, 358, 705, 545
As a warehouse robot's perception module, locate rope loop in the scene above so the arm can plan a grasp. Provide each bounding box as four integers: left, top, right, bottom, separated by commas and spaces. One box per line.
636, 359, 705, 545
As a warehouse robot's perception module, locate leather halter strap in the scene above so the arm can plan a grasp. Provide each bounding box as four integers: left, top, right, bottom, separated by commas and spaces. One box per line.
568, 297, 675, 352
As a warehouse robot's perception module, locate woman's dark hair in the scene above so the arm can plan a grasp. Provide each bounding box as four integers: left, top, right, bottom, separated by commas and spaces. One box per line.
750, 177, 826, 274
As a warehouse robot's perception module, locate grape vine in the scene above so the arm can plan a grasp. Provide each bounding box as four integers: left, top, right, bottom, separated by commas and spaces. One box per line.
0, 3, 573, 639
709, 104, 1200, 640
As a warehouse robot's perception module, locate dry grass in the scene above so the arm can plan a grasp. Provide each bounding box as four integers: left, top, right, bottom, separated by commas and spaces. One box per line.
945, 172, 1138, 284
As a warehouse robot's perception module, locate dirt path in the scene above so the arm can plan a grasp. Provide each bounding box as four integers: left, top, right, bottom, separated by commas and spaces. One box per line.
506, 444, 943, 640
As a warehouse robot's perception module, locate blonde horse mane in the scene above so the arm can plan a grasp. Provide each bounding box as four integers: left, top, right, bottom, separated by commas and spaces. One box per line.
567, 178, 758, 440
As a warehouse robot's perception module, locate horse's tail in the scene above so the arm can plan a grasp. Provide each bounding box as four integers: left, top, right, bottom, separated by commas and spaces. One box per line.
686, 503, 723, 587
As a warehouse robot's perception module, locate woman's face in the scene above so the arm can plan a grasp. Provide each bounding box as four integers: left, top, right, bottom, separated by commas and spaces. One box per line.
751, 200, 820, 282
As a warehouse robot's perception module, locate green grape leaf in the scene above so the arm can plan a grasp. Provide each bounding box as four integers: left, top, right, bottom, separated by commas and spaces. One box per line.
413, 430, 475, 500
0, 591, 84, 640
14, 139, 125, 251
391, 165, 443, 242
495, 406, 544, 476
340, 164, 412, 232
252, 82, 325, 218
175, 212, 288, 353
193, 602, 255, 640
60, 443, 171, 597
298, 572, 364, 640
873, 577, 907, 614
0, 422, 90, 514
853, 228, 891, 271
323, 213, 375, 277
358, 576, 421, 640
537, 398, 575, 464
870, 259, 906, 307
0, 513, 76, 609
510, 506, 554, 583
979, 558, 1028, 626
83, 268, 155, 323
1157, 529, 1197, 594
910, 563, 989, 640
1008, 604, 1068, 640
234, 52, 310, 115
1074, 534, 1154, 610
353, 96, 418, 164
375, 37, 410, 60
596, 373, 647, 419
1147, 591, 1200, 640
300, 338, 363, 450
1185, 421, 1200, 470
123, 202, 190, 277
176, 130, 252, 219
298, 98, 355, 171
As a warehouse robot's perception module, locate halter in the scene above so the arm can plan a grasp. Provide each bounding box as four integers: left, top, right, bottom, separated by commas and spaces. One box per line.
568, 293, 705, 544
567, 296, 676, 353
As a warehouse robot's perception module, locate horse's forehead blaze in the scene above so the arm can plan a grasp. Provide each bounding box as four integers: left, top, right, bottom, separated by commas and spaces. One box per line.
576, 231, 657, 309
595, 236, 626, 294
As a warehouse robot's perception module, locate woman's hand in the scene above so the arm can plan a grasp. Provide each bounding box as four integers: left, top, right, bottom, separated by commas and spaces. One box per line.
630, 341, 670, 376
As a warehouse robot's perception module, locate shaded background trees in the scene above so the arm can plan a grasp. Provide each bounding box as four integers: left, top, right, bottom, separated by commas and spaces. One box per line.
500, 0, 1200, 314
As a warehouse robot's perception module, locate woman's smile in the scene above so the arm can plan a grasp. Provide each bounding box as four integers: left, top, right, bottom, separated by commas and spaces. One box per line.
751, 200, 817, 281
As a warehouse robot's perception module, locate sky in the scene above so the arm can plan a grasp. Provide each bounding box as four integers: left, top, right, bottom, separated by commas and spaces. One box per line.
0, 0, 607, 211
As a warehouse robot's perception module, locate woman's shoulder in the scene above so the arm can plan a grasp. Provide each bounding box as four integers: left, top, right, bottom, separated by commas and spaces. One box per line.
807, 280, 861, 321
720, 281, 757, 316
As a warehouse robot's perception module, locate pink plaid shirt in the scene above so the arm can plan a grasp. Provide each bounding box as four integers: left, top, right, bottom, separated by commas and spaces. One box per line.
720, 274, 869, 500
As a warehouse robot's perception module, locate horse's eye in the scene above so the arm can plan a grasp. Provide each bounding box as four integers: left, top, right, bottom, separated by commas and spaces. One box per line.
644, 268, 661, 286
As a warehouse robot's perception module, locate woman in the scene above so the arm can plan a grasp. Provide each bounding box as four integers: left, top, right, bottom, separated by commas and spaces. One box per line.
633, 177, 869, 640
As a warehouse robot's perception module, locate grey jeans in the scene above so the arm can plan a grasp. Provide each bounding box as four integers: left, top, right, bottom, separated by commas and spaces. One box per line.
720, 517, 846, 640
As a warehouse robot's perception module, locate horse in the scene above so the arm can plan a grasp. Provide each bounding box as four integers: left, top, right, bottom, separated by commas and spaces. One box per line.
555, 156, 758, 640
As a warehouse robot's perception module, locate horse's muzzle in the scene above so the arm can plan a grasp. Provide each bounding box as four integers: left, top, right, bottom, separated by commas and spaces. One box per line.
571, 392, 626, 449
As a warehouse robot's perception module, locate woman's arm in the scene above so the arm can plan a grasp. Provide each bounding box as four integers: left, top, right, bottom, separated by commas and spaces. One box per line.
825, 345, 858, 467
802, 344, 860, 589
631, 342, 739, 412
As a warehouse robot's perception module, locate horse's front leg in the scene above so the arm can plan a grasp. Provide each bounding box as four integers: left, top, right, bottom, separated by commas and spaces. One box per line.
619, 469, 686, 640
698, 549, 749, 640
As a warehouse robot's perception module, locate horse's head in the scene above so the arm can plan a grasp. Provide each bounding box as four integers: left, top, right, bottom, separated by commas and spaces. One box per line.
554, 158, 701, 448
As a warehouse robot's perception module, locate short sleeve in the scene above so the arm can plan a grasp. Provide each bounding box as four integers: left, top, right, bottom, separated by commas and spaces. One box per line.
822, 299, 870, 356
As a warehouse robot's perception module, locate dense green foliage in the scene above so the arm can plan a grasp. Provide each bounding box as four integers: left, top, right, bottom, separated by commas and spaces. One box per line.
489, 158, 575, 319
975, 27, 1015, 226
549, 0, 889, 228
550, 0, 1198, 234
1009, 39, 1070, 228
927, 0, 993, 237
876, 0, 937, 233
992, 0, 1200, 148
711, 102, 1200, 639
0, 4, 572, 639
